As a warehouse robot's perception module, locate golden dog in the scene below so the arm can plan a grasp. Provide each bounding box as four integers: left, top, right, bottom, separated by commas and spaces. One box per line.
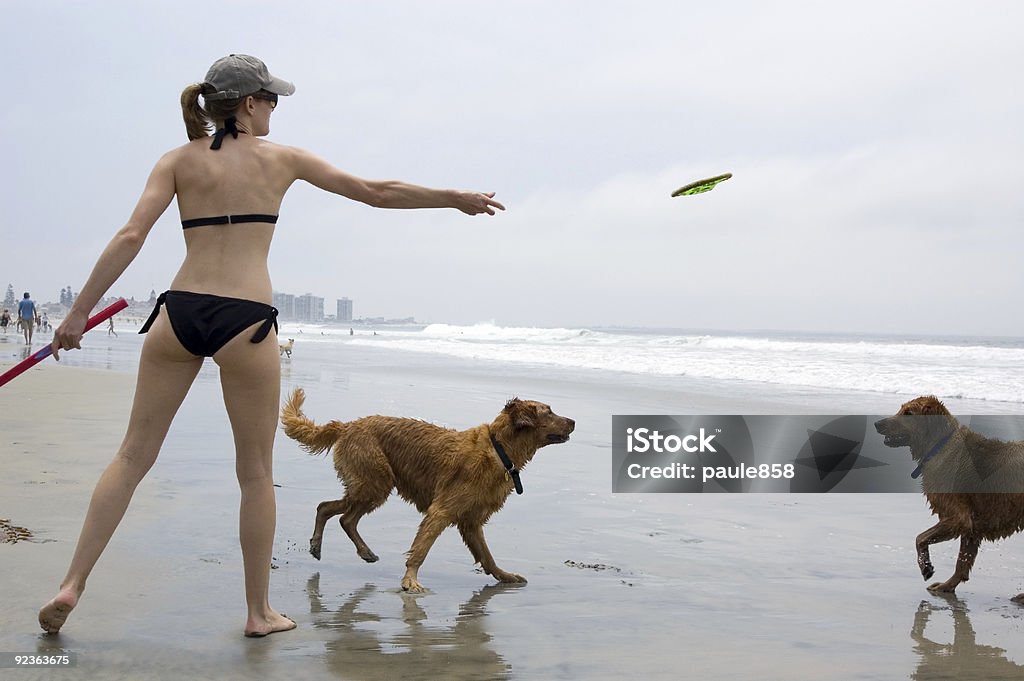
281, 387, 575, 592
875, 395, 1024, 600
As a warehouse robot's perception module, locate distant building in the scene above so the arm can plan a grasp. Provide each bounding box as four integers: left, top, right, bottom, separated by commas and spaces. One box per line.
273, 290, 352, 323
337, 297, 353, 322
294, 293, 324, 323
273, 292, 296, 320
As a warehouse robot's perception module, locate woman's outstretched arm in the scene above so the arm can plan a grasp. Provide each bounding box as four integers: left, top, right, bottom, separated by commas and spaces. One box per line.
287, 146, 505, 215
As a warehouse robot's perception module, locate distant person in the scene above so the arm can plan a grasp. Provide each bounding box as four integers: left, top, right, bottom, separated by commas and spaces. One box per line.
107, 317, 117, 337
42, 54, 503, 638
18, 292, 37, 345
0, 309, 10, 334
41, 313, 50, 332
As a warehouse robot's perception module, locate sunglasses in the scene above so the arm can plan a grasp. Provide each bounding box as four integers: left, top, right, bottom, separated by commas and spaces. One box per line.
251, 91, 278, 109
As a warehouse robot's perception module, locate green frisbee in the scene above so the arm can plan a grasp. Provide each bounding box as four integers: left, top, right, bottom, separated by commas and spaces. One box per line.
672, 172, 732, 197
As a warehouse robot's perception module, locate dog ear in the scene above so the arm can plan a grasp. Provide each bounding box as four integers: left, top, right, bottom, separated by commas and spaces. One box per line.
921, 396, 949, 415
504, 398, 536, 430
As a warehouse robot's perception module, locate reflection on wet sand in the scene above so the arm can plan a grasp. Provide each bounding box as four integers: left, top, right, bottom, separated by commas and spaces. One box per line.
911, 595, 1024, 681
306, 573, 513, 681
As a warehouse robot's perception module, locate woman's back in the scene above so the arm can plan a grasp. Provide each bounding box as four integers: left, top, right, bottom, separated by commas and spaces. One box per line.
170, 135, 295, 302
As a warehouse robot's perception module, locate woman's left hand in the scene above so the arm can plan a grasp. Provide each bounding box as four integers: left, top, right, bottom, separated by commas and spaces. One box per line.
455, 191, 505, 216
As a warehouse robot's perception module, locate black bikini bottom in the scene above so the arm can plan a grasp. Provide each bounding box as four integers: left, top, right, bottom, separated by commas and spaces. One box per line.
139, 290, 278, 357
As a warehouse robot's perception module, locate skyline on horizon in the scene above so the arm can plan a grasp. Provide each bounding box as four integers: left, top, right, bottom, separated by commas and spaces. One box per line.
7, 282, 1024, 340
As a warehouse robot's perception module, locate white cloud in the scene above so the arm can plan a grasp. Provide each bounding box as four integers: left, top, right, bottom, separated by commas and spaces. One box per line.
1, 0, 1021, 335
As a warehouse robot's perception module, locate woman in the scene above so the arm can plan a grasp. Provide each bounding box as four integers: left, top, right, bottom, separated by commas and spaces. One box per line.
39, 54, 503, 638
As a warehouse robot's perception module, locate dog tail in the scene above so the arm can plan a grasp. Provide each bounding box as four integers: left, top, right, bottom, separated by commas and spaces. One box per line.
280, 387, 346, 455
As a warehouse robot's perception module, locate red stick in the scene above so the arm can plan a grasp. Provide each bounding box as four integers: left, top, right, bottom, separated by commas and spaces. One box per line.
0, 298, 129, 388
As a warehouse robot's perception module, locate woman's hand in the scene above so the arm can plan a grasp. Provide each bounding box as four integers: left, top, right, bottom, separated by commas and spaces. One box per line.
454, 191, 505, 216
51, 311, 88, 361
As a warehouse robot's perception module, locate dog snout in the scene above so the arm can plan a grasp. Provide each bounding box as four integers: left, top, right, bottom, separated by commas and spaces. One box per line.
543, 414, 576, 445
874, 418, 889, 434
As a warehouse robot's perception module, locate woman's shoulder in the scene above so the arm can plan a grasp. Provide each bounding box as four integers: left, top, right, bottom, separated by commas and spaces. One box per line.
158, 140, 204, 164
167, 136, 300, 158
251, 137, 295, 153
154, 137, 309, 176
254, 138, 308, 159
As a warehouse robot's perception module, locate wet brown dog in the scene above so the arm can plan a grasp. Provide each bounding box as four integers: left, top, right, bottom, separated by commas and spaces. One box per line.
875, 395, 1024, 600
281, 387, 575, 593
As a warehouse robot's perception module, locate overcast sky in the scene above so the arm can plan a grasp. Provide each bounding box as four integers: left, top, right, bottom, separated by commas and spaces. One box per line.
2, 1, 1021, 336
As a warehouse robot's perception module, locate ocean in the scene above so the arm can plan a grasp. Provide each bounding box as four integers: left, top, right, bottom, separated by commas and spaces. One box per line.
6, 321, 1023, 412
276, 323, 1024, 409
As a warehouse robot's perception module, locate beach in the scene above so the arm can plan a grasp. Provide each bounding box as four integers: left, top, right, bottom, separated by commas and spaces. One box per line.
3, 330, 1024, 680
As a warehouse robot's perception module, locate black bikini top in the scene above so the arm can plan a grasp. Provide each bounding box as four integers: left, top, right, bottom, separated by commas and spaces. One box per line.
183, 117, 279, 229
181, 214, 278, 229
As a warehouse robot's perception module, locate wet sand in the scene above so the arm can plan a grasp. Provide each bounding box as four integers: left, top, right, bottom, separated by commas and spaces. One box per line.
3, 337, 1024, 680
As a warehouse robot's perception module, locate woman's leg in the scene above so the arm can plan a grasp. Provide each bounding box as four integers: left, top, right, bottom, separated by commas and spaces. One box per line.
39, 313, 202, 633
214, 324, 295, 637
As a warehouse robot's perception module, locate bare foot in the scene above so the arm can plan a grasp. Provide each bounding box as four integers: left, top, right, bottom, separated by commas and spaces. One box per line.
244, 610, 296, 638
39, 588, 79, 634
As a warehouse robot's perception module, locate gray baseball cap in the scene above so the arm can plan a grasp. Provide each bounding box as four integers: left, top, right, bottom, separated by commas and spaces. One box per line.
203, 54, 295, 101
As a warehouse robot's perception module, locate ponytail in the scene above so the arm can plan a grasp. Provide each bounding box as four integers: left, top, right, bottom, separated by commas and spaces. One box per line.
180, 83, 248, 141
181, 83, 212, 141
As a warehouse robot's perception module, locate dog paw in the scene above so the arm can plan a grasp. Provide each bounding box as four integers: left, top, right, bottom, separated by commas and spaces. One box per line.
1011, 593, 1024, 605
495, 571, 528, 584
402, 577, 426, 594
920, 565, 935, 581
358, 549, 379, 563
927, 581, 957, 594
309, 540, 322, 561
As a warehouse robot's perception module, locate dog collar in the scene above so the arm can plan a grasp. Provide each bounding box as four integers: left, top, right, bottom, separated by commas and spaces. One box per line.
911, 430, 955, 479
490, 435, 523, 495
